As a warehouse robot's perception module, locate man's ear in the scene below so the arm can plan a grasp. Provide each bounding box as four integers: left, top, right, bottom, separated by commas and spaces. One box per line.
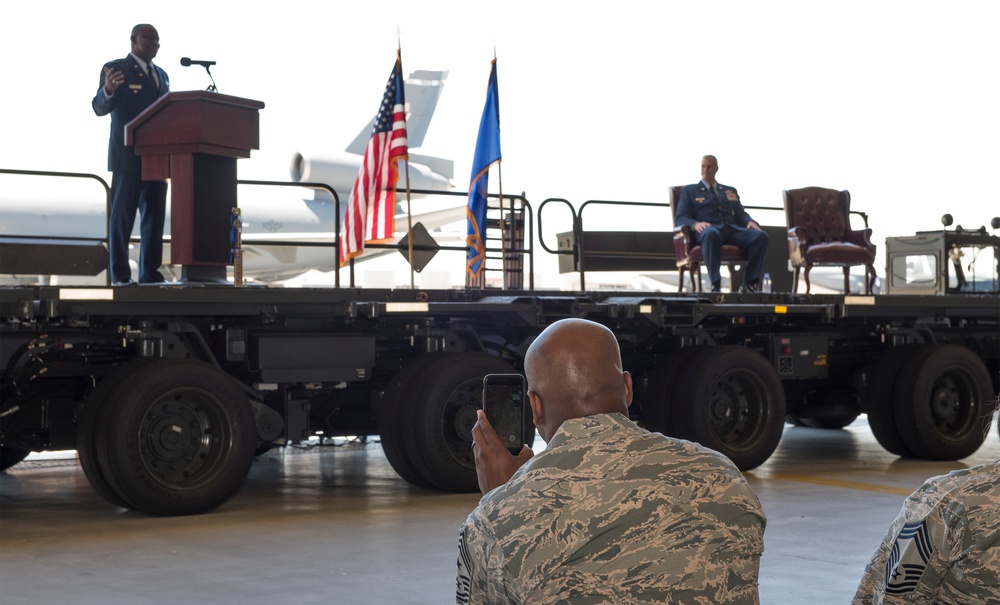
528, 390, 544, 426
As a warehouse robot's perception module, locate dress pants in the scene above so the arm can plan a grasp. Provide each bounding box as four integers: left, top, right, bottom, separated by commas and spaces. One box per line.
109, 170, 167, 283
694, 224, 770, 288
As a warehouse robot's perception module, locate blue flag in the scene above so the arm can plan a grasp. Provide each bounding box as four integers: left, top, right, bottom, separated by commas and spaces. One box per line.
466, 60, 501, 278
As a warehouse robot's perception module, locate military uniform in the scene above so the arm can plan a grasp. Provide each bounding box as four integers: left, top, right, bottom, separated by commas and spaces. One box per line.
92, 53, 170, 284
853, 460, 1000, 604
456, 413, 766, 604
675, 182, 769, 290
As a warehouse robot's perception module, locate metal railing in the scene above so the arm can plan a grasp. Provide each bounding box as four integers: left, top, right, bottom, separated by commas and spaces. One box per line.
1, 168, 871, 292
537, 197, 854, 290
236, 180, 342, 287
0, 168, 112, 285
357, 189, 535, 290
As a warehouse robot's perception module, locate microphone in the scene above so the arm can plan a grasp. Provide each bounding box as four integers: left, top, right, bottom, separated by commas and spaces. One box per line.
180, 57, 216, 67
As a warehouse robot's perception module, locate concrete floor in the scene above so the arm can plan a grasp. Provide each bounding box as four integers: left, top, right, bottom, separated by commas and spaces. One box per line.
2, 417, 998, 605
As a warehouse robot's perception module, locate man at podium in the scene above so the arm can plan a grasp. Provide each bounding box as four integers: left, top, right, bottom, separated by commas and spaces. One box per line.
92, 24, 170, 285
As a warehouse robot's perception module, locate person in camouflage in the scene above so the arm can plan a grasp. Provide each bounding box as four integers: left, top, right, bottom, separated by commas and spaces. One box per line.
456, 318, 766, 604
852, 455, 1000, 604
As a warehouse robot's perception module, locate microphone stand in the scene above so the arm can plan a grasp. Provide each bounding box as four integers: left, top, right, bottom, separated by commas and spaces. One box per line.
201, 65, 218, 92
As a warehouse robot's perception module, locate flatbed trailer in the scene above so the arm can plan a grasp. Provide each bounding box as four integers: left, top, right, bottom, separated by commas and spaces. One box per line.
1, 281, 997, 515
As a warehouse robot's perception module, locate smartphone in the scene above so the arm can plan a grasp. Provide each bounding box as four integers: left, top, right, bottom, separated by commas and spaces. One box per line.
482, 373, 527, 455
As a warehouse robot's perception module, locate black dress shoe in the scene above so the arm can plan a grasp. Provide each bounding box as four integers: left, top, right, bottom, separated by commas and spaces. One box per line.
710, 283, 721, 293
139, 271, 166, 284
113, 279, 136, 286
739, 280, 760, 293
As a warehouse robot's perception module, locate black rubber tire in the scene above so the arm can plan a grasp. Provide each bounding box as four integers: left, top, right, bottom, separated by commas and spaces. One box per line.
0, 447, 31, 471
672, 346, 786, 471
95, 359, 257, 515
892, 344, 993, 460
377, 355, 441, 489
401, 353, 530, 492
669, 346, 718, 441
77, 360, 161, 508
643, 346, 708, 438
863, 346, 923, 457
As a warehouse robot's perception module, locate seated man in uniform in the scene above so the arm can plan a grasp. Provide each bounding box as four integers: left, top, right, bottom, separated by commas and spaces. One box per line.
675, 155, 769, 292
456, 318, 766, 604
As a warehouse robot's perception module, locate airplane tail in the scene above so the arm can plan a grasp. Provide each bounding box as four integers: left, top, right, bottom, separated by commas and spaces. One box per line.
345, 69, 449, 156
289, 69, 454, 207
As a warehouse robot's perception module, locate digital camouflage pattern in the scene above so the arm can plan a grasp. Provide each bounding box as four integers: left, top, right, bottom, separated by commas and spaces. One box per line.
853, 460, 1000, 604
456, 413, 766, 604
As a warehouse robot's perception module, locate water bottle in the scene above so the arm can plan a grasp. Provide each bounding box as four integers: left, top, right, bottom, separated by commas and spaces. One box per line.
762, 273, 771, 293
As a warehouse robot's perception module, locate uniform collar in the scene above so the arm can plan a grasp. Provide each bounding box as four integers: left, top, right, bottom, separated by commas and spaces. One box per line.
546, 412, 634, 450
129, 52, 152, 73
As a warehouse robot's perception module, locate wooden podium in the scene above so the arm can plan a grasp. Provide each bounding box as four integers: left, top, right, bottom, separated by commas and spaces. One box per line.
125, 91, 265, 283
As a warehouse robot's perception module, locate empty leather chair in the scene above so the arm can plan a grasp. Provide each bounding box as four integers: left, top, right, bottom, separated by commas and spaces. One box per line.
783, 186, 876, 294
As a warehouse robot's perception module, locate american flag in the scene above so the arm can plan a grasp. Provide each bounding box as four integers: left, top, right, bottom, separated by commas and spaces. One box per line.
340, 54, 408, 266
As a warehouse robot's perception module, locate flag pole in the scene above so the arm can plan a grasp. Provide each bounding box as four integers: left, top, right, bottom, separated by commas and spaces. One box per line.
493, 49, 505, 289
497, 162, 505, 288
397, 40, 416, 289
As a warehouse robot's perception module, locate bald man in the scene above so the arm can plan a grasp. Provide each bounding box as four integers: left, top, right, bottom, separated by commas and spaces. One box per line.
675, 155, 769, 292
456, 319, 766, 604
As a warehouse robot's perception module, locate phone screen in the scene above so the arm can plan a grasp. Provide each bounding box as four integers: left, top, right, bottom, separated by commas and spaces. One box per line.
482, 374, 526, 454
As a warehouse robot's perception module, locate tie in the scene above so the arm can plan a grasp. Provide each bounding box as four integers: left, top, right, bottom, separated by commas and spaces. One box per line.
147, 65, 158, 92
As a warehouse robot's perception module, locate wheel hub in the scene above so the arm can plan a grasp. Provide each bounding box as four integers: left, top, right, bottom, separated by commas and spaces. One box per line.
930, 376, 960, 426
138, 390, 223, 484
708, 373, 763, 449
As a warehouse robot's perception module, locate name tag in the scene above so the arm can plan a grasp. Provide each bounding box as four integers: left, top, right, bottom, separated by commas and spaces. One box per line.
129, 84, 142, 90
695, 197, 706, 203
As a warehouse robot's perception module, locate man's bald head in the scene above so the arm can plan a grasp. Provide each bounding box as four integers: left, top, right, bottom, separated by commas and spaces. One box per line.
524, 319, 632, 440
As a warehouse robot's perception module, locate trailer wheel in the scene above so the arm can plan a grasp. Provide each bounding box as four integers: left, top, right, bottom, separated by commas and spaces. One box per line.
405, 353, 530, 492
863, 346, 923, 457
643, 347, 708, 437
673, 347, 785, 471
669, 347, 724, 441
95, 359, 257, 515
0, 447, 30, 471
892, 344, 993, 460
378, 355, 441, 489
77, 360, 158, 508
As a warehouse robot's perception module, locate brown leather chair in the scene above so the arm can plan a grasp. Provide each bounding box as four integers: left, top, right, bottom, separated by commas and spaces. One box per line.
669, 185, 746, 292
783, 186, 876, 294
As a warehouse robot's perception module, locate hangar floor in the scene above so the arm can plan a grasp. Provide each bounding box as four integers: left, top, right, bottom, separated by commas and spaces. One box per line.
2, 417, 998, 605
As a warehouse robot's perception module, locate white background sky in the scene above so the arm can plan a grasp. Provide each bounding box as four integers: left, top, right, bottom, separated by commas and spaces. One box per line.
2, 1, 998, 284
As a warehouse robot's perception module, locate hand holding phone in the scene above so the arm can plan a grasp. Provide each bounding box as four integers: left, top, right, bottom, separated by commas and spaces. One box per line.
471, 410, 534, 493
481, 373, 527, 455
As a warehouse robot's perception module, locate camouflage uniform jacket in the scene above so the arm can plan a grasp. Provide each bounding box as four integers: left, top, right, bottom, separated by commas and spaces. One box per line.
456, 412, 766, 604
853, 460, 1000, 604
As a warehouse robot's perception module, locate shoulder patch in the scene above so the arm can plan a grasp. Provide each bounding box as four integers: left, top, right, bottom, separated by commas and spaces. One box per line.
884, 520, 934, 594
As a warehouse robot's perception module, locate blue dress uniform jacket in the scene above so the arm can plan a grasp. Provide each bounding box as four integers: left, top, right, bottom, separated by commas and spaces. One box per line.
92, 55, 169, 284
92, 56, 169, 173
674, 182, 769, 289
675, 182, 754, 229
